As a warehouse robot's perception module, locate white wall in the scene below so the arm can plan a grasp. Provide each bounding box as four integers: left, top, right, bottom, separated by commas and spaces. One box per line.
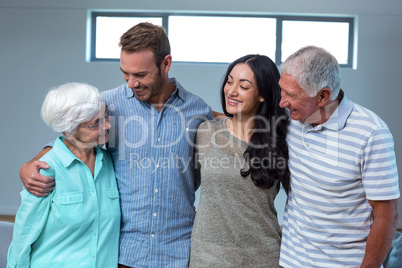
1, 0, 401, 227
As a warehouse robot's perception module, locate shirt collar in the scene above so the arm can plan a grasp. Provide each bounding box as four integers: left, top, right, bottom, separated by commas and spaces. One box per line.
52, 136, 104, 168
170, 77, 186, 102
314, 90, 354, 131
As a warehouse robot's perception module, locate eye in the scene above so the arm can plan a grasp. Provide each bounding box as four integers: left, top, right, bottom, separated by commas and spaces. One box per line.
136, 73, 147, 78
90, 120, 100, 129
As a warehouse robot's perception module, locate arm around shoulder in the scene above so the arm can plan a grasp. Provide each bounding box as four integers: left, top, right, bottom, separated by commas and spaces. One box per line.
19, 146, 54, 197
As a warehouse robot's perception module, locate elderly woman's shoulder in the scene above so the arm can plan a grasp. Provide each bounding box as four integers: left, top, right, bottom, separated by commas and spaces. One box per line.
38, 151, 57, 177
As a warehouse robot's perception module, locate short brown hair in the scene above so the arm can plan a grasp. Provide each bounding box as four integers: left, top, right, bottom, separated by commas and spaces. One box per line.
119, 22, 171, 71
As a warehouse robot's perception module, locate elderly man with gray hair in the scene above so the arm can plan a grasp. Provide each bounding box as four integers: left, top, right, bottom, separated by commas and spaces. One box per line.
7, 83, 120, 267
278, 46, 399, 267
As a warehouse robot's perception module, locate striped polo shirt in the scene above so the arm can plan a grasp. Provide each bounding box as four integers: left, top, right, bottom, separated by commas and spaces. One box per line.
279, 91, 400, 267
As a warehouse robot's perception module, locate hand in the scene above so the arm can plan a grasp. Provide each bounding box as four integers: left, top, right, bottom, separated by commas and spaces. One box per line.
20, 160, 55, 197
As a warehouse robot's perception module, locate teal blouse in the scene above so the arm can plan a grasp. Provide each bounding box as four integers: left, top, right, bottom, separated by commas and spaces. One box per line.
8, 136, 120, 267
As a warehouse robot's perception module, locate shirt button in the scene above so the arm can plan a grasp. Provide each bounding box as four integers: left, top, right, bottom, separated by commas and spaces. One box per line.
186, 127, 189, 132
153, 213, 157, 217
156, 164, 160, 168
151, 233, 155, 238
157, 137, 161, 142
305, 143, 310, 147
155, 188, 159, 194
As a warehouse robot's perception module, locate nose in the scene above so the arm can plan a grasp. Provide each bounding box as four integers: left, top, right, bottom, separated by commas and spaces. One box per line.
127, 77, 140, 89
102, 119, 111, 131
279, 90, 288, 108
226, 83, 238, 96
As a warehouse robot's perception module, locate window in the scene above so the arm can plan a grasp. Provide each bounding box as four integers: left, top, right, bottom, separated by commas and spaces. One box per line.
168, 16, 276, 63
280, 16, 354, 66
88, 12, 355, 68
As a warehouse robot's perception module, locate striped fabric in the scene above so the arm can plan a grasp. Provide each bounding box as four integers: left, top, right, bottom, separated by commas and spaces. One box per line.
279, 92, 400, 268
102, 78, 213, 267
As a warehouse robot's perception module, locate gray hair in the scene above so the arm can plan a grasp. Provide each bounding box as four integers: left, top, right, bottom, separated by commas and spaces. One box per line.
281, 46, 341, 101
41, 83, 103, 134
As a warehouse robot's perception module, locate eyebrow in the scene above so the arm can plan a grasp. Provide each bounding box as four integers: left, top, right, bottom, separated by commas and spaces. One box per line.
240, 79, 253, 84
228, 74, 253, 85
120, 67, 147, 76
282, 88, 296, 98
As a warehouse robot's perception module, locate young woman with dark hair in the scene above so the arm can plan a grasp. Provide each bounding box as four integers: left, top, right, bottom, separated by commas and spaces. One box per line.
189, 54, 289, 267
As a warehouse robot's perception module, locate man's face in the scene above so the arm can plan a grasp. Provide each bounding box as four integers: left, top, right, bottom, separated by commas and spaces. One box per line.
279, 72, 320, 123
120, 49, 164, 103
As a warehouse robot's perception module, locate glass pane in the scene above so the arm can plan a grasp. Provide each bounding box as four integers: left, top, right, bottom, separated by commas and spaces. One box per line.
95, 17, 163, 59
169, 16, 276, 63
282, 20, 350, 64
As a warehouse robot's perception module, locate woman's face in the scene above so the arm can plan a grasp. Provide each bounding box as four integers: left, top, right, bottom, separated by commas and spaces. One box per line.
70, 104, 111, 147
224, 63, 263, 118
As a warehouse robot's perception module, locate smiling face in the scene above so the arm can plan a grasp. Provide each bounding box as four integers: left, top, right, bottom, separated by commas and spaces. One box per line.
279, 72, 321, 123
224, 63, 264, 119
70, 104, 111, 147
120, 49, 169, 104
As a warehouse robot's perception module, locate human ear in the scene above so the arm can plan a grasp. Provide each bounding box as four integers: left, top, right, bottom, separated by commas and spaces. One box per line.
161, 55, 172, 74
63, 131, 75, 140
318, 88, 331, 106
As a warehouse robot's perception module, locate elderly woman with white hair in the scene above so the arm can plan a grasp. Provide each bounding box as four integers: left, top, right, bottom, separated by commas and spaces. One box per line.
7, 83, 120, 267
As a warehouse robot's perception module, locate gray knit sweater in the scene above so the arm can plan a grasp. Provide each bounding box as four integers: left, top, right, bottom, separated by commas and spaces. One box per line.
189, 119, 282, 268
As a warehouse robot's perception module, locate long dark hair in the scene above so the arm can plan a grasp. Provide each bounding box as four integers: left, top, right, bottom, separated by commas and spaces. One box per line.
220, 54, 290, 193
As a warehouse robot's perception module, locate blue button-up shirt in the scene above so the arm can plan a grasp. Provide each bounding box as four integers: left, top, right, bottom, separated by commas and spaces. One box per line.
7, 136, 120, 268
102, 78, 213, 267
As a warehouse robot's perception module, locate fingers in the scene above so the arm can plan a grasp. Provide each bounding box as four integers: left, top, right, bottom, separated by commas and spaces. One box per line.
25, 178, 55, 197
34, 160, 50, 170
20, 160, 54, 196
27, 188, 54, 197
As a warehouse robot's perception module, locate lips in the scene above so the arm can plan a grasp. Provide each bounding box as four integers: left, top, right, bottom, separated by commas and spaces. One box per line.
227, 97, 242, 106
133, 87, 147, 95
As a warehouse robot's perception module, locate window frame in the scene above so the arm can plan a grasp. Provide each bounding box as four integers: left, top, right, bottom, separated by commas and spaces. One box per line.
88, 11, 355, 68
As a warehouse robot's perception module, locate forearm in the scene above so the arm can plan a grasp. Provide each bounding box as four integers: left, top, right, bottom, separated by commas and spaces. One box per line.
361, 200, 398, 268
8, 191, 52, 267
27, 146, 52, 164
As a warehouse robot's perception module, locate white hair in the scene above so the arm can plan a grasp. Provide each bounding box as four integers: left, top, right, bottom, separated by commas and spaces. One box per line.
41, 83, 103, 133
281, 46, 341, 101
